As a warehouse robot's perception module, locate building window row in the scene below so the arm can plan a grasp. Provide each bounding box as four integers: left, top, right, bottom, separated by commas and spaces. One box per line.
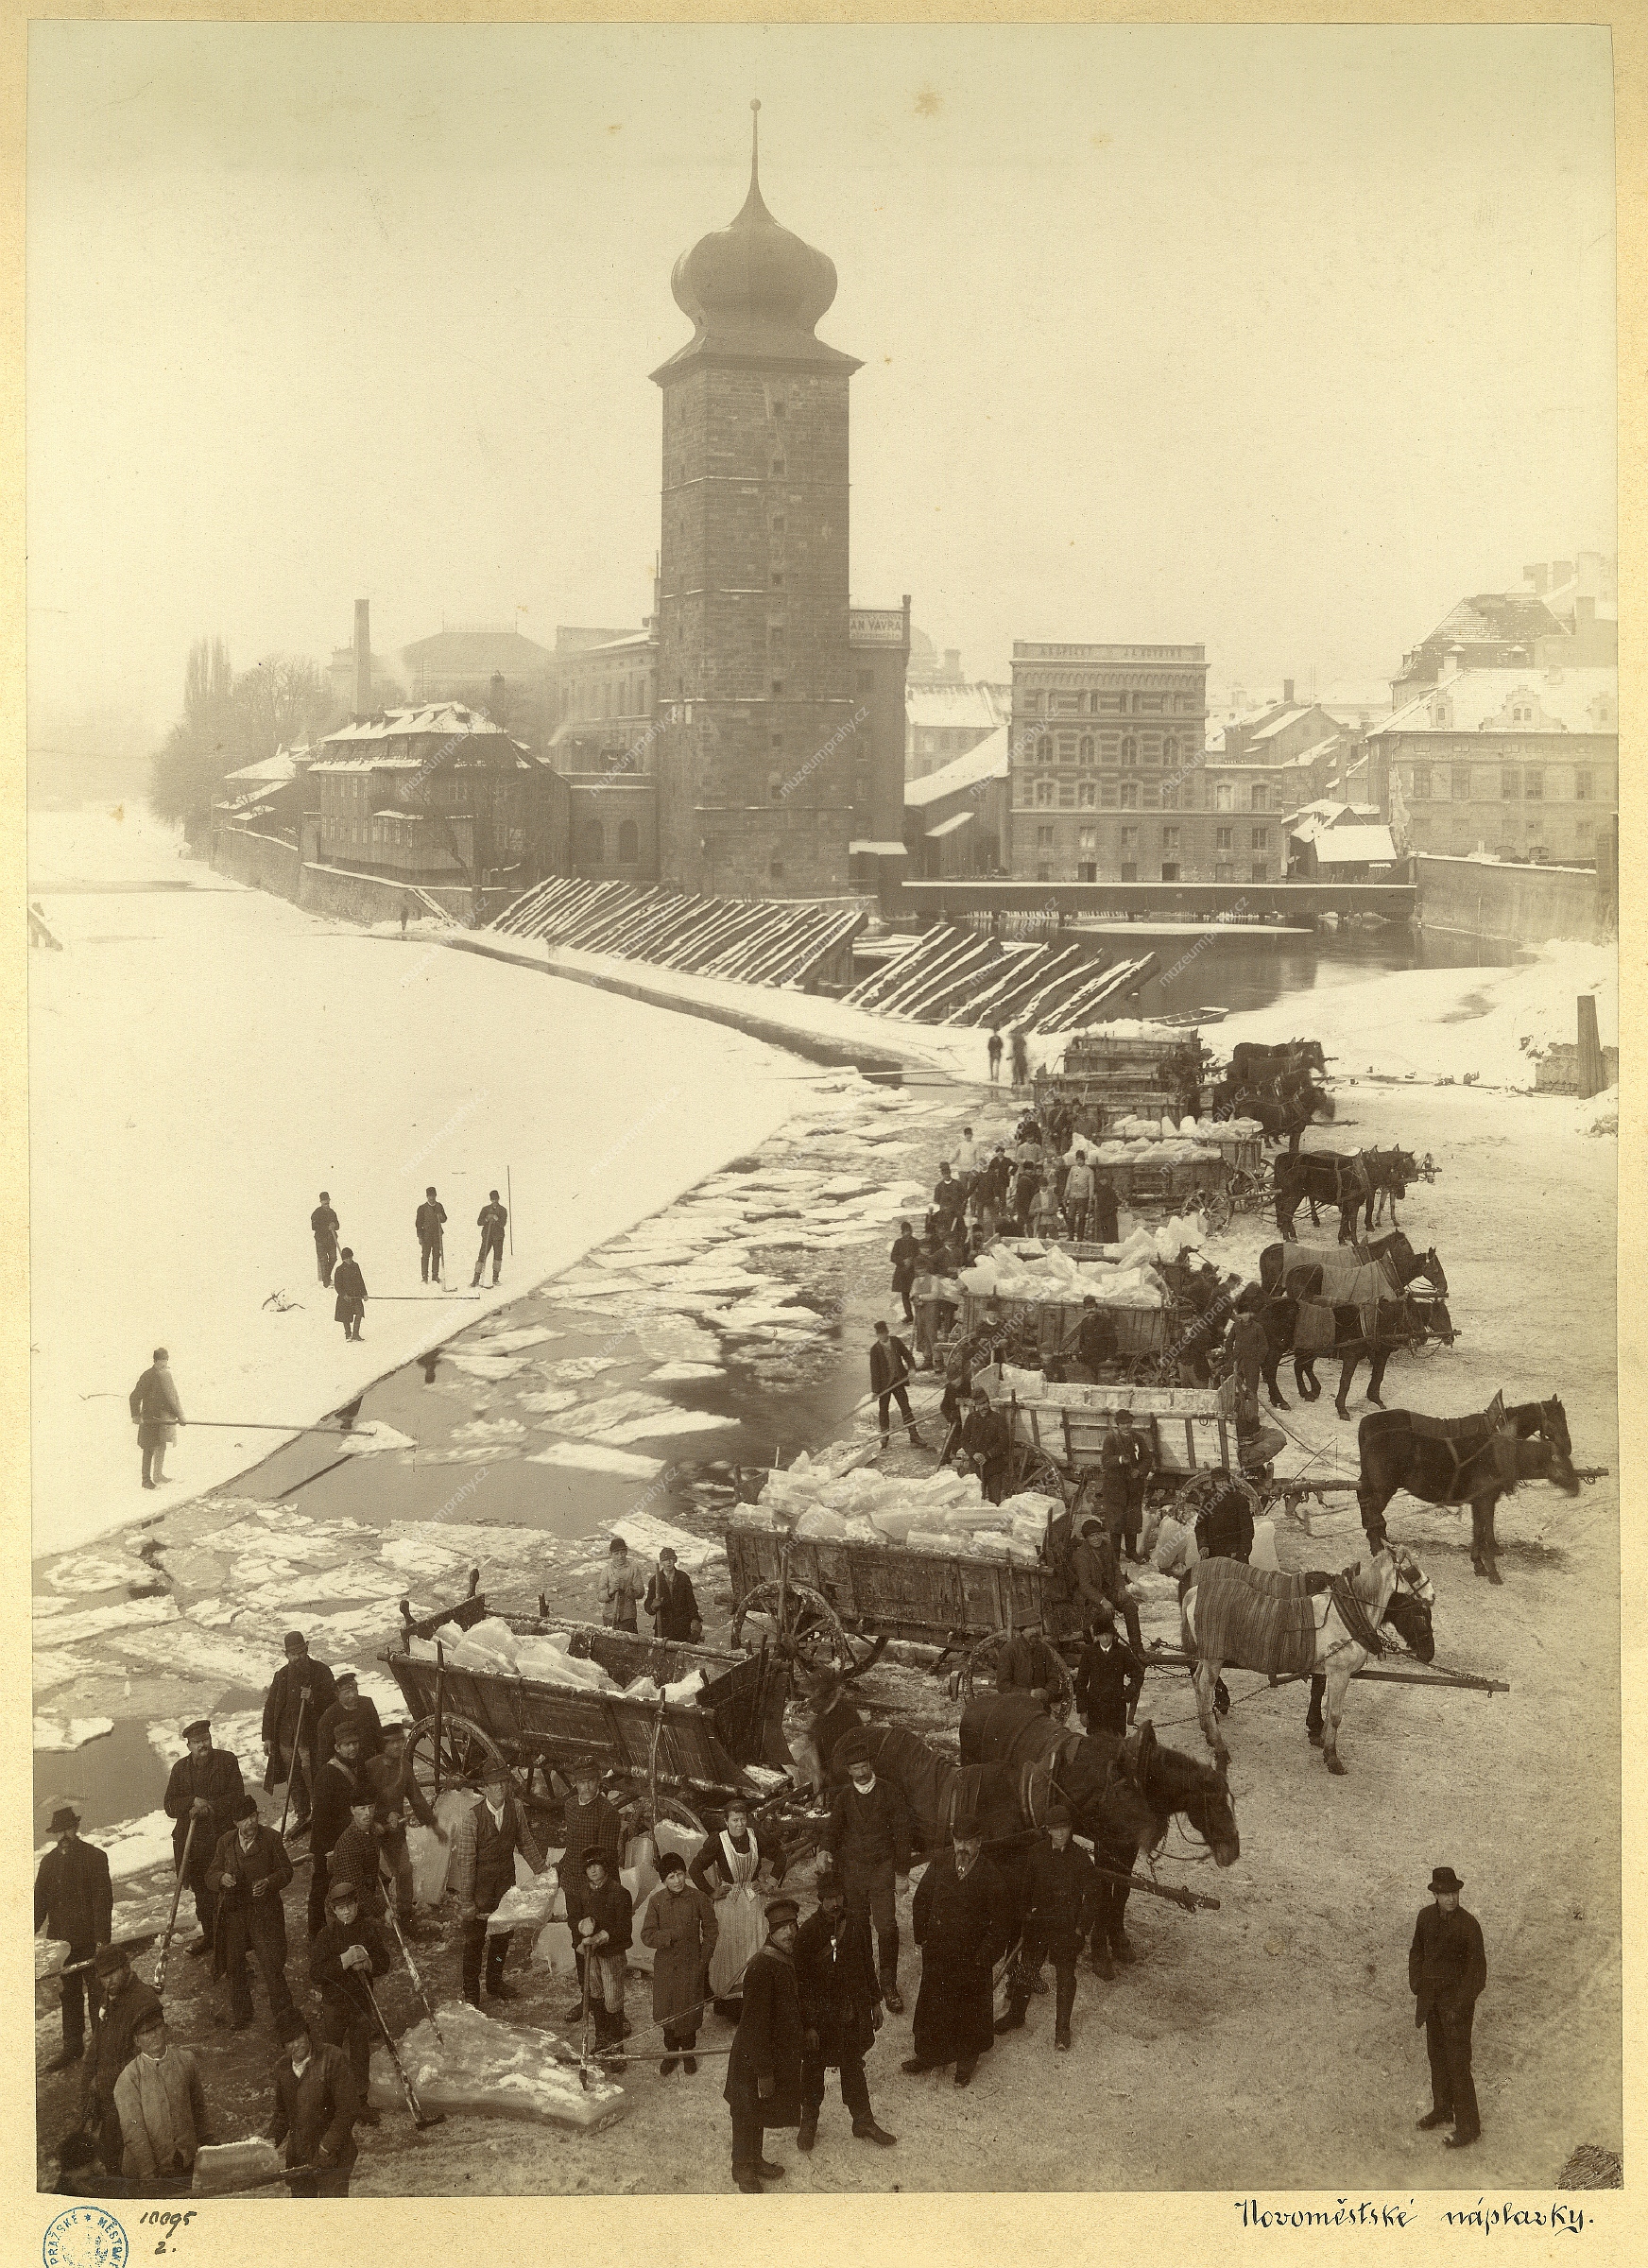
1020, 690, 1198, 716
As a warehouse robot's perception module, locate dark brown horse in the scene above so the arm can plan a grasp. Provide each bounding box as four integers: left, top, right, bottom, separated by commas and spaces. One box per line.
1230, 1039, 1327, 1084
1357, 1403, 1578, 1584
1274, 1147, 1417, 1242
1256, 1287, 1455, 1417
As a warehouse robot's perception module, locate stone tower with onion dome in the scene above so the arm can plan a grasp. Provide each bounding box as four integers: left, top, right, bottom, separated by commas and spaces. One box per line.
651, 103, 864, 896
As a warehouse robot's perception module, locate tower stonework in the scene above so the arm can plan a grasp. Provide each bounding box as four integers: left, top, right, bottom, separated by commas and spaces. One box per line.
652, 109, 863, 896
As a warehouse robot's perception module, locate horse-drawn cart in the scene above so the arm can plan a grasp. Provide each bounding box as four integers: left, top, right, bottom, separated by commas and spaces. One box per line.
956, 1280, 1175, 1380
990, 1373, 1246, 1505
383, 1581, 792, 1842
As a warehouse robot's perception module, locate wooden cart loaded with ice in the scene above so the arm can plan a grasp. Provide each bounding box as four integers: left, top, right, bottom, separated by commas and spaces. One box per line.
993, 1372, 1253, 1503
383, 1577, 794, 1846
723, 1515, 1073, 1692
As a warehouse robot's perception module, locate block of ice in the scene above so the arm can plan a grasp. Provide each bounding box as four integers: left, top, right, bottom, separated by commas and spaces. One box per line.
367, 2004, 627, 2128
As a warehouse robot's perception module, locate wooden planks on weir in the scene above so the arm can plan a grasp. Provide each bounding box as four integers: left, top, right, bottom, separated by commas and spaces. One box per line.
840, 921, 1159, 1029
490, 876, 867, 992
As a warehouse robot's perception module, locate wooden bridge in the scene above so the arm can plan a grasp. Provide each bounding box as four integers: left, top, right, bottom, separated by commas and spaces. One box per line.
896, 878, 1417, 923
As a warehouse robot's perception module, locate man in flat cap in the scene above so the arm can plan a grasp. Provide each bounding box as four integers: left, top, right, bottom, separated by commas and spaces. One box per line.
307, 1721, 364, 1938
902, 1797, 1011, 2088
564, 1846, 634, 2051
209, 1794, 296, 2032
724, 1896, 804, 2192
261, 1631, 337, 1836
163, 1719, 245, 1960
81, 1942, 163, 2173
112, 2005, 213, 2189
129, 1346, 184, 1489
35, 1804, 112, 2070
309, 1878, 388, 2115
267, 2008, 360, 2197
311, 1192, 340, 1289
823, 1729, 910, 2014
1410, 1865, 1487, 2149
316, 1670, 384, 1769
451, 1762, 540, 2011
333, 1246, 368, 1342
558, 1761, 626, 2018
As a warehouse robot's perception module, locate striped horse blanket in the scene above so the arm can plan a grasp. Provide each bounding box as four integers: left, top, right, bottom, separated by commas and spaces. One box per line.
1294, 1298, 1381, 1355
1182, 1558, 1330, 1677
1279, 1242, 1391, 1304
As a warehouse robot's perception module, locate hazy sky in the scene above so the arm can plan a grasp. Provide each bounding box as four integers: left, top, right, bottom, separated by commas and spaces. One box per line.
28, 21, 1615, 743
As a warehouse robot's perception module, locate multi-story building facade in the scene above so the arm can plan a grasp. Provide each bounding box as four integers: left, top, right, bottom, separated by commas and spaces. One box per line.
648, 113, 901, 898
1006, 642, 1215, 882
1369, 663, 1617, 866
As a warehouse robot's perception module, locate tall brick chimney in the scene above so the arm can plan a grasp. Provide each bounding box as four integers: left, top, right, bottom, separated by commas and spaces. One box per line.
353, 599, 372, 717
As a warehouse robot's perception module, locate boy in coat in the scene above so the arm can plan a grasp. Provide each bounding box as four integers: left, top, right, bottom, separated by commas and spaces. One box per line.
1410, 1864, 1487, 2148
333, 1247, 367, 1341
129, 1347, 184, 1488
1073, 1607, 1146, 1740
35, 1805, 112, 2070
795, 1876, 895, 2152
163, 1719, 245, 1958
267, 2011, 359, 2197
309, 1878, 389, 2110
640, 1848, 717, 2073
564, 1848, 634, 2050
209, 1794, 296, 2031
724, 1897, 804, 2192
902, 1812, 1011, 2088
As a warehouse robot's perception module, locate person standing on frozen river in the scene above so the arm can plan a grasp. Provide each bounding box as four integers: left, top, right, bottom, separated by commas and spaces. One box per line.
311, 1192, 340, 1288
129, 1346, 183, 1489
333, 1247, 368, 1342
472, 1189, 508, 1287
415, 1185, 446, 1283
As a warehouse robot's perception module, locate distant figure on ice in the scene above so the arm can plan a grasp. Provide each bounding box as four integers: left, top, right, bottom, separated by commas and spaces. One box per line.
987, 1029, 1003, 1084
1010, 1028, 1030, 1091
333, 1247, 367, 1341
163, 1717, 246, 1961
416, 1186, 446, 1282
472, 1189, 508, 1287
311, 1193, 340, 1288
130, 1346, 184, 1490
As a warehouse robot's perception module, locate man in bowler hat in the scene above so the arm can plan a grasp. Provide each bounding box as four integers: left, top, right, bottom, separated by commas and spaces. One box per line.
1410, 1865, 1487, 2148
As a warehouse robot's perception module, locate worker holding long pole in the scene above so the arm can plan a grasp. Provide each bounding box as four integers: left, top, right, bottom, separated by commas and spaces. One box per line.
472, 1188, 508, 1288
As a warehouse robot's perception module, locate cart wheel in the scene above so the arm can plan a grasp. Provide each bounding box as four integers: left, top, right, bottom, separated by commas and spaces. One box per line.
1204, 1190, 1234, 1235
647, 1789, 708, 1842
406, 1712, 546, 1868
1004, 1439, 1066, 1502
731, 1578, 858, 1678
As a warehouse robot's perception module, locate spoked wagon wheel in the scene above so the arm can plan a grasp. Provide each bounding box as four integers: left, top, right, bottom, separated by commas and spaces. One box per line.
1003, 1438, 1066, 1501
730, 1577, 861, 1678
407, 1710, 546, 1866
1202, 1188, 1234, 1234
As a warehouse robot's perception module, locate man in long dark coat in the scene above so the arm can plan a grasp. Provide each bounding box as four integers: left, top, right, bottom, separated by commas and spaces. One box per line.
129, 1346, 184, 1489
333, 1246, 367, 1341
640, 1847, 717, 2073
415, 1187, 446, 1282
1410, 1864, 1487, 2148
261, 1631, 337, 1834
267, 2010, 360, 2197
724, 1897, 804, 2193
994, 1801, 1096, 2048
644, 1548, 703, 1642
163, 1719, 245, 1958
995, 1626, 1063, 1709
307, 1723, 363, 1937
209, 1794, 296, 2031
35, 1805, 113, 2070
796, 1876, 895, 2153
472, 1190, 507, 1287
953, 1388, 1011, 1504
823, 1729, 911, 2013
901, 1805, 1011, 2088
310, 1878, 389, 2107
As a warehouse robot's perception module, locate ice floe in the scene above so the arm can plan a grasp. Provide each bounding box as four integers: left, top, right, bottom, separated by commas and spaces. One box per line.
527, 1442, 664, 1479
33, 1715, 114, 1751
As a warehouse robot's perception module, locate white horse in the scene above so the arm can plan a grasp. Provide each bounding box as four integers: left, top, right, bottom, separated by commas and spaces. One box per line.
1182, 1545, 1434, 1776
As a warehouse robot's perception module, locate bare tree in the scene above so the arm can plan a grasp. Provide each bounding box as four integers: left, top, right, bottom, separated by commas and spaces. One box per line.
232, 654, 340, 764
148, 636, 238, 825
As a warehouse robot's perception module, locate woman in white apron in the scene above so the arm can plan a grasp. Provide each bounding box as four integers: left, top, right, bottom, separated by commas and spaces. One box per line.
690, 1798, 766, 2015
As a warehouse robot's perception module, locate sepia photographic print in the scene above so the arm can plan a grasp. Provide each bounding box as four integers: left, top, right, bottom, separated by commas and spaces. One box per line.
21, 9, 1628, 2231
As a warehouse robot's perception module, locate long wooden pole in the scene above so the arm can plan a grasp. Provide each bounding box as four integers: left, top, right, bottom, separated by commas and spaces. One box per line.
276, 1691, 310, 1843
1142, 1644, 1507, 1695
154, 1814, 198, 1997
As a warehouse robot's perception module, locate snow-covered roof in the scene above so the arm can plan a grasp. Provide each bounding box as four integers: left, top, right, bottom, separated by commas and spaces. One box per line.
560, 630, 656, 662
1248, 707, 1311, 743
1309, 826, 1399, 866
1277, 734, 1346, 771
221, 747, 303, 787
924, 809, 975, 841
906, 683, 1010, 732
904, 725, 1011, 810
322, 702, 506, 744
1374, 667, 1617, 739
